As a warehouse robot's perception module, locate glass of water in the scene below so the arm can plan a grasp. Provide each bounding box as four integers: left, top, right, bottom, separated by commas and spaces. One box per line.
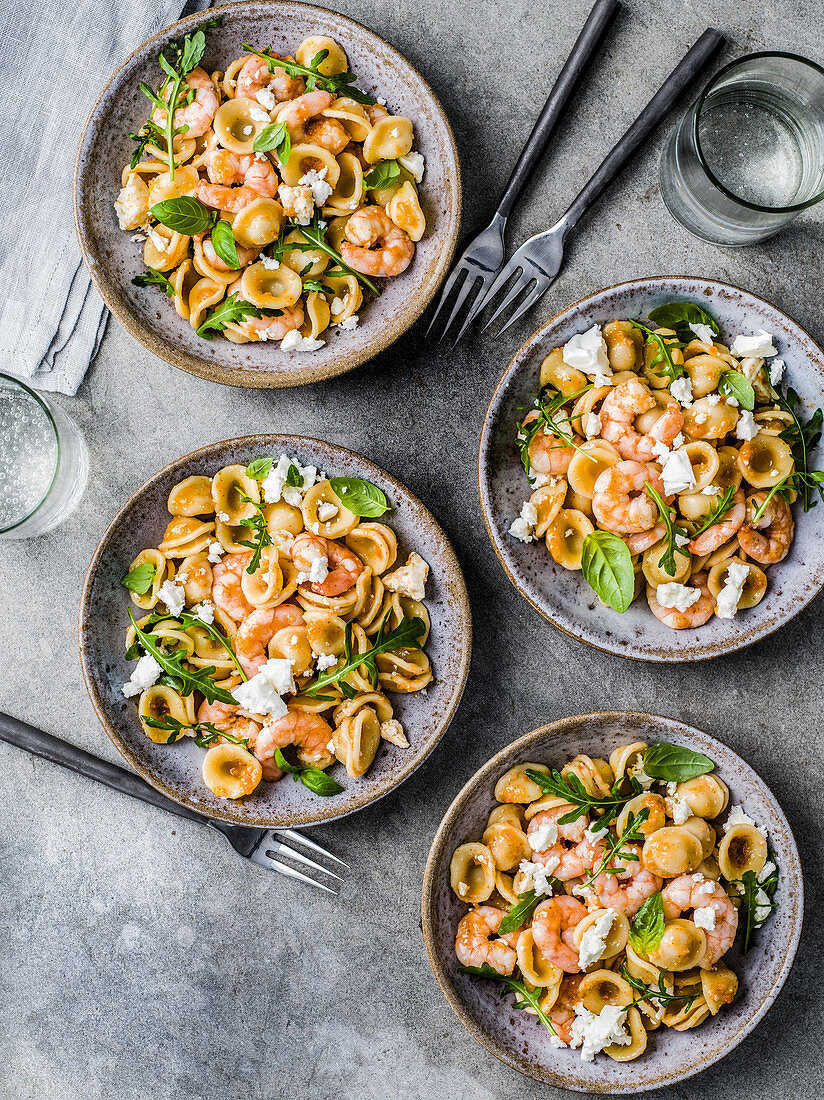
660, 51, 824, 245
0, 373, 89, 539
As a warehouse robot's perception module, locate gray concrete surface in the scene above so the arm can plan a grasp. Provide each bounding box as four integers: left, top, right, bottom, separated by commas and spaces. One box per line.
1, 0, 823, 1097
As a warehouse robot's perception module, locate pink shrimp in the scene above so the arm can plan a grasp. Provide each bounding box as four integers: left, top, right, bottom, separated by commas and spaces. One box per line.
455, 906, 519, 976
256, 707, 334, 768
646, 571, 715, 630
196, 182, 263, 213
625, 522, 666, 554
738, 492, 794, 564
531, 896, 588, 974
235, 604, 305, 677
196, 700, 271, 774
527, 806, 597, 881
212, 552, 254, 622
592, 460, 669, 534
236, 304, 305, 342
600, 379, 684, 461
662, 874, 738, 966
152, 67, 218, 139
236, 53, 305, 101
292, 533, 364, 597
203, 149, 279, 197
689, 489, 746, 555
201, 236, 260, 273
549, 974, 584, 1044
522, 411, 576, 475
275, 89, 335, 129
303, 116, 349, 153
589, 844, 663, 917
341, 206, 415, 278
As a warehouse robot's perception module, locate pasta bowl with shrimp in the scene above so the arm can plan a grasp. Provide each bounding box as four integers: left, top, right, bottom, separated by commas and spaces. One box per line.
74, 2, 460, 387
79, 435, 471, 827
479, 277, 824, 661
422, 712, 802, 1092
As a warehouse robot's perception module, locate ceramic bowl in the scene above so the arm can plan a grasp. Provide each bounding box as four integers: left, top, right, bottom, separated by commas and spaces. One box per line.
478, 277, 824, 661
422, 712, 803, 1092
74, 1, 461, 388
79, 434, 472, 827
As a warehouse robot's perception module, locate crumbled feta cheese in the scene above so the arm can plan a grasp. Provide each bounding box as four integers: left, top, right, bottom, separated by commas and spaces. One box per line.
660, 449, 696, 495
217, 511, 230, 523
529, 472, 555, 489
672, 433, 685, 448
157, 579, 185, 617
770, 358, 785, 385
389, 126, 400, 138
316, 652, 338, 672
146, 226, 169, 254
529, 821, 558, 852
754, 886, 772, 923
726, 396, 739, 407
255, 88, 277, 111
656, 582, 701, 612
701, 484, 720, 496
327, 738, 336, 753
518, 858, 560, 895
260, 255, 280, 270
298, 167, 333, 206
724, 804, 757, 832
398, 151, 425, 182
651, 439, 671, 462
571, 1004, 631, 1061
668, 783, 679, 796
674, 532, 690, 548
697, 879, 715, 895
308, 552, 329, 583
715, 560, 750, 619
376, 96, 387, 105
508, 500, 538, 542
194, 601, 215, 625
562, 325, 612, 385
671, 797, 691, 825
317, 502, 338, 522
249, 106, 270, 123
278, 183, 315, 225
338, 314, 359, 331
330, 297, 344, 316
584, 412, 602, 438
689, 322, 716, 343
693, 905, 717, 930
207, 541, 223, 564
281, 330, 325, 352
231, 658, 295, 718
122, 654, 162, 698
383, 552, 430, 600
577, 910, 616, 969
731, 330, 777, 358
735, 410, 758, 441
629, 757, 654, 790
758, 861, 776, 883
260, 454, 317, 505
130, 232, 147, 242
670, 376, 693, 407
706, 394, 722, 406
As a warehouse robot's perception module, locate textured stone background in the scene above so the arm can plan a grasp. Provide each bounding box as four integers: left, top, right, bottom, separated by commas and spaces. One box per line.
1, 0, 823, 1097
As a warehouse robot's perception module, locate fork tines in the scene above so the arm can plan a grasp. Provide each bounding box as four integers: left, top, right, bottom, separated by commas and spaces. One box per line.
250, 828, 349, 894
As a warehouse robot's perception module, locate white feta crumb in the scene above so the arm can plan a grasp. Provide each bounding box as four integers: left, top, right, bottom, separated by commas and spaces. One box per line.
670, 376, 693, 407
193, 601, 215, 625
330, 297, 344, 316
281, 330, 325, 352
398, 151, 425, 182
130, 232, 147, 242
518, 858, 560, 896
689, 322, 716, 343
316, 653, 338, 672
260, 454, 317, 505
570, 1004, 630, 1061
317, 502, 338, 522
701, 484, 720, 496
157, 579, 185, 617
327, 738, 335, 753
754, 886, 772, 924
122, 654, 162, 698
715, 560, 750, 619
146, 226, 169, 254
383, 552, 430, 600
674, 532, 690, 548
577, 910, 616, 970
298, 167, 334, 206
217, 511, 230, 523
656, 582, 700, 612
651, 439, 671, 462
660, 449, 696, 495
255, 88, 277, 111
693, 905, 717, 930
508, 500, 538, 542
562, 325, 612, 385
697, 879, 715, 895
550, 1033, 567, 1049
231, 658, 295, 718
628, 757, 654, 790
668, 782, 679, 796
260, 255, 280, 270
529, 820, 558, 853
207, 541, 223, 564
723, 804, 757, 832
735, 409, 758, 441
528, 472, 555, 489
376, 96, 387, 105
726, 395, 739, 407
389, 126, 400, 138
758, 861, 776, 884
706, 394, 722, 406
249, 106, 270, 123
308, 552, 329, 583
671, 797, 691, 825
672, 432, 685, 448
770, 358, 785, 385
584, 411, 602, 438
337, 314, 359, 331
731, 330, 777, 358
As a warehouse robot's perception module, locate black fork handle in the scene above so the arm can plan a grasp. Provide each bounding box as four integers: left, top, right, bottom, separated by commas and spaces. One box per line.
496, 0, 622, 220
561, 27, 725, 231
0, 710, 206, 826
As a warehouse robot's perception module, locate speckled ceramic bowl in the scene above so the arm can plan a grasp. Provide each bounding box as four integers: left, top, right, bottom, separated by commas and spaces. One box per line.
79, 435, 471, 827
422, 712, 803, 1092
74, 1, 461, 388
478, 277, 824, 661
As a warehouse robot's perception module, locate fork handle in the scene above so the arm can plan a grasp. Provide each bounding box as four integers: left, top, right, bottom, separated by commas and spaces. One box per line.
496, 0, 621, 220
559, 27, 725, 232
0, 710, 207, 825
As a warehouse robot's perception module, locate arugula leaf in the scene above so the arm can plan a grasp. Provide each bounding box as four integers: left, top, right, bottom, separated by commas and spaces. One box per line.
619, 965, 696, 1010
718, 369, 755, 410
690, 485, 737, 539
632, 320, 686, 384
294, 214, 381, 296
580, 809, 649, 888
581, 531, 635, 613
236, 493, 272, 573
273, 747, 343, 796
253, 121, 291, 163
120, 562, 156, 595
128, 120, 166, 168
127, 609, 236, 704
767, 383, 824, 512
647, 301, 719, 342
132, 268, 175, 298
643, 480, 690, 576
364, 160, 401, 190
246, 457, 273, 481
516, 383, 593, 477
738, 864, 779, 953
328, 477, 391, 517
151, 195, 217, 236
525, 768, 641, 828
210, 219, 240, 270
240, 42, 376, 105
302, 279, 328, 294
642, 743, 714, 782
457, 963, 558, 1036
628, 892, 665, 954
143, 714, 254, 750
498, 889, 554, 935
177, 609, 247, 681
305, 613, 425, 697
196, 293, 262, 339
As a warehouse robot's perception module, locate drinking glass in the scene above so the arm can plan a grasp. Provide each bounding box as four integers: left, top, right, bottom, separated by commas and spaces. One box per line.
660, 52, 824, 245
0, 373, 88, 539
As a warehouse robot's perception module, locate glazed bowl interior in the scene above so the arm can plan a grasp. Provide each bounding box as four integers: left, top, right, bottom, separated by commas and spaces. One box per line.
79, 435, 471, 827
74, 1, 461, 388
422, 712, 803, 1093
478, 277, 824, 662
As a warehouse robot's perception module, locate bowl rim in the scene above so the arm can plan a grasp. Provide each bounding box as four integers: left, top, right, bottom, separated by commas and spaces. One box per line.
421, 711, 804, 1092
477, 275, 824, 663
73, 0, 462, 389
78, 432, 473, 827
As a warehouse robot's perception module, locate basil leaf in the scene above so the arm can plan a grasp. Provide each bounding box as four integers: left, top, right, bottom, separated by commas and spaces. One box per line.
499, 890, 541, 935
286, 463, 304, 487
210, 219, 240, 270
581, 531, 635, 613
151, 195, 217, 235
253, 121, 291, 163
328, 476, 391, 517
364, 160, 401, 190
274, 747, 302, 776
121, 562, 156, 595
300, 767, 344, 796
628, 892, 665, 955
647, 301, 719, 340
642, 743, 715, 782
132, 268, 175, 298
718, 369, 756, 411
246, 457, 273, 480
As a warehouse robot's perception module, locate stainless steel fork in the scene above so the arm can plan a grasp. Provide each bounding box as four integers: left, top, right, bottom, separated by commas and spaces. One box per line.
468, 28, 726, 336
426, 0, 621, 342
0, 711, 348, 894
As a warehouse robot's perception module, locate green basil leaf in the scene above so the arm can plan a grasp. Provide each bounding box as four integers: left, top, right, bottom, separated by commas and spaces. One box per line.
628, 892, 665, 955
151, 195, 217, 235
253, 121, 291, 163
499, 890, 541, 935
581, 531, 635, 613
647, 300, 719, 339
120, 562, 156, 595
210, 219, 240, 270
300, 766, 344, 796
718, 369, 755, 411
642, 743, 715, 782
274, 747, 302, 777
286, 463, 304, 487
328, 476, 391, 517
246, 457, 273, 480
363, 160, 401, 191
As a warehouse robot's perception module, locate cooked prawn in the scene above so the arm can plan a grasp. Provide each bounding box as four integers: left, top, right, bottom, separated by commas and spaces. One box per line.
236, 53, 305, 101
201, 236, 260, 273
589, 844, 663, 917
235, 604, 305, 677
455, 906, 519, 976
256, 707, 334, 768
527, 806, 597, 881
738, 492, 794, 564
302, 116, 349, 153
341, 206, 415, 277
531, 895, 588, 973
549, 974, 584, 1044
292, 533, 364, 596
212, 552, 254, 622
647, 571, 715, 629
275, 89, 334, 129
196, 701, 271, 773
592, 460, 669, 534
153, 67, 219, 139
196, 181, 266, 213
234, 303, 304, 342
625, 522, 666, 554
662, 874, 738, 966
600, 379, 684, 461
203, 149, 279, 197
523, 412, 576, 476
689, 489, 745, 555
